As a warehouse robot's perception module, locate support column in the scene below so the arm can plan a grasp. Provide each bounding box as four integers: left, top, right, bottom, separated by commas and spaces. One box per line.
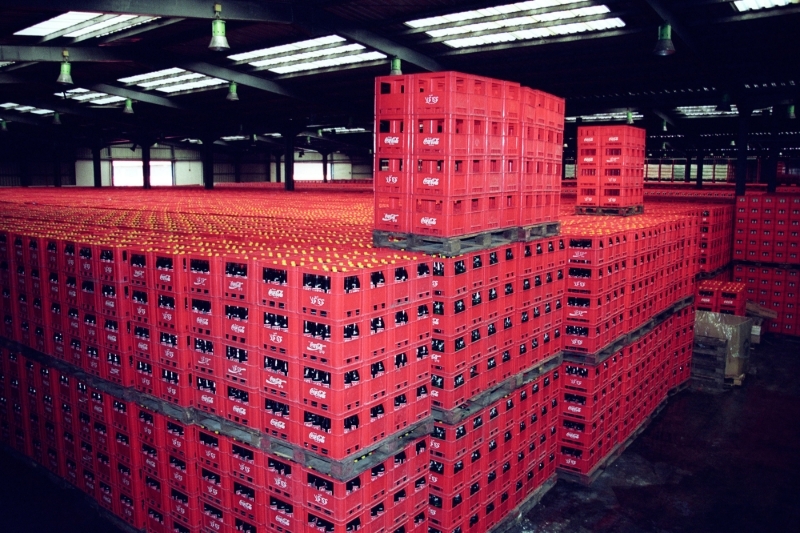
766, 109, 779, 193
284, 132, 295, 191
274, 151, 283, 183
735, 106, 751, 196
265, 152, 272, 182
695, 151, 704, 189
234, 153, 242, 183
52, 144, 62, 188
92, 146, 103, 188
142, 142, 151, 189
321, 150, 330, 183
20, 154, 30, 188
202, 139, 214, 190
684, 152, 693, 183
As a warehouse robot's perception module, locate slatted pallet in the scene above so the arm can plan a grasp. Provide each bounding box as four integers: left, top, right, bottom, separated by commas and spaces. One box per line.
574, 205, 645, 217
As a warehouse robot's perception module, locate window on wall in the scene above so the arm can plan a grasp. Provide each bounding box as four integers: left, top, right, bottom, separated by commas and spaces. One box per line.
112, 161, 173, 186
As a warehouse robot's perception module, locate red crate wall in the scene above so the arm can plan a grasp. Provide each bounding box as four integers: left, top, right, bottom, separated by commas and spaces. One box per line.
734, 193, 800, 265
576, 126, 645, 208
733, 264, 800, 336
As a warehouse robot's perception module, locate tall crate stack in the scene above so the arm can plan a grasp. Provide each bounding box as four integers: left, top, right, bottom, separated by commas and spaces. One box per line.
372, 72, 567, 533
576, 125, 645, 210
374, 72, 563, 238
733, 192, 800, 336
556, 125, 698, 482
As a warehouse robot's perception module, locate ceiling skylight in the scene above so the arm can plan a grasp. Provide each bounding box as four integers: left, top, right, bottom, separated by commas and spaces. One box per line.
55, 87, 126, 105
14, 12, 102, 36
229, 35, 386, 75
119, 68, 227, 94
565, 111, 643, 123
675, 105, 739, 117
406, 1, 625, 48
0, 62, 13, 68
14, 11, 159, 40
733, 0, 797, 12
0, 102, 54, 115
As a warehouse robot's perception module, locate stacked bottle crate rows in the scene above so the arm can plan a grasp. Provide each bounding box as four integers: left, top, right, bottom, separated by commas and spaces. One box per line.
558, 306, 694, 476
734, 193, 800, 265
575, 126, 645, 209
695, 281, 747, 315
0, 233, 433, 461
733, 264, 799, 336
0, 347, 430, 533
428, 364, 560, 533
374, 71, 564, 238
559, 214, 699, 355
732, 192, 800, 336
427, 239, 566, 412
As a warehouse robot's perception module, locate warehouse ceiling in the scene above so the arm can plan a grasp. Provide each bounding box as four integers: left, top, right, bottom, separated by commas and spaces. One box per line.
0, 0, 798, 157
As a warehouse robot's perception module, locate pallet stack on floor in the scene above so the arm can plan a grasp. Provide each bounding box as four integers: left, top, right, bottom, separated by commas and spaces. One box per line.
0, 192, 434, 533
371, 71, 568, 533
555, 125, 697, 483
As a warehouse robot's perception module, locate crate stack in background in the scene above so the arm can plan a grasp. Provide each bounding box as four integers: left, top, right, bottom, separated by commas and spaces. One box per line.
575, 125, 645, 212
373, 71, 563, 239
0, 190, 435, 533
732, 191, 800, 336
695, 280, 747, 315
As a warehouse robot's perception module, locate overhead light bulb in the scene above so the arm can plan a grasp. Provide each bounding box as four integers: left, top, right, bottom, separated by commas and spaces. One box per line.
0, 119, 7, 132
123, 98, 134, 114
653, 23, 675, 56
226, 81, 239, 101
209, 3, 230, 52
390, 57, 402, 75
57, 49, 73, 85
52, 113, 61, 125
789, 105, 796, 120
626, 111, 634, 124
662, 120, 668, 132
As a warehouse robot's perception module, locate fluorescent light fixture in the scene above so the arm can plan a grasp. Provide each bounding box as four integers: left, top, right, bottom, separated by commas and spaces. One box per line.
183, 138, 203, 144
0, 102, 54, 115
119, 67, 225, 94
221, 135, 249, 141
228, 35, 346, 61
445, 17, 625, 47
250, 43, 366, 67
565, 111, 643, 122
263, 133, 282, 138
0, 62, 14, 68
426, 6, 610, 37
64, 14, 138, 37
55, 88, 127, 106
733, 0, 796, 12
119, 67, 185, 84
14, 11, 102, 36
406, 1, 624, 49
157, 77, 227, 93
320, 127, 368, 134
270, 51, 386, 74
675, 105, 739, 117
229, 35, 385, 75
405, 0, 580, 28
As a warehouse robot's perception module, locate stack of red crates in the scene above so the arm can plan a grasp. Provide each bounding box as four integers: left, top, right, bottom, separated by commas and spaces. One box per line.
0, 348, 430, 533
734, 193, 800, 264
575, 125, 645, 208
695, 280, 746, 315
558, 305, 694, 477
699, 205, 735, 273
374, 71, 564, 237
734, 264, 799, 336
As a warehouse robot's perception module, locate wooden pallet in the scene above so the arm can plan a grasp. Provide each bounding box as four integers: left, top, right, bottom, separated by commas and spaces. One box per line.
574, 205, 645, 216
373, 220, 560, 257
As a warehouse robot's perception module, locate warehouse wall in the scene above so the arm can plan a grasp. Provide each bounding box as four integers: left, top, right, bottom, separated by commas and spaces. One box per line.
1, 143, 366, 187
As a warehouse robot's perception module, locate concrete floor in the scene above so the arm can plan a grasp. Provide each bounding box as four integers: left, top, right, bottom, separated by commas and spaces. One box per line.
517, 334, 800, 533
1, 336, 799, 533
